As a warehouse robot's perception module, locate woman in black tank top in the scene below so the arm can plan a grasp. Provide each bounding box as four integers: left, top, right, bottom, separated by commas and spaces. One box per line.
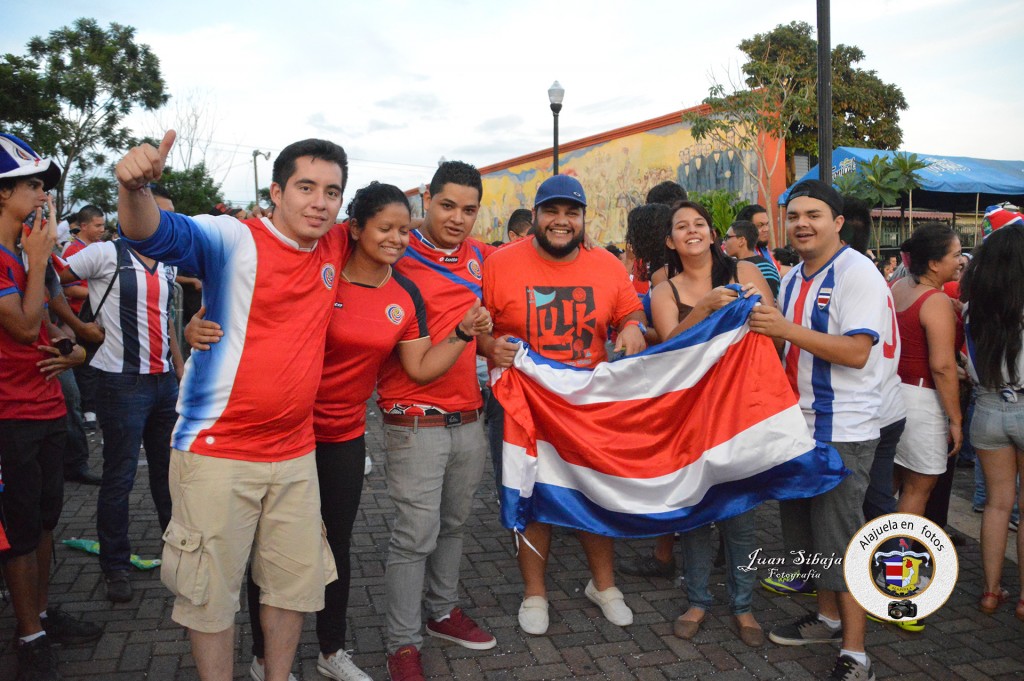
647, 201, 775, 646
650, 201, 772, 341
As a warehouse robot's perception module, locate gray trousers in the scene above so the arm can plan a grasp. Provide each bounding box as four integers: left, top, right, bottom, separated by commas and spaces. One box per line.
779, 438, 878, 592
383, 419, 487, 652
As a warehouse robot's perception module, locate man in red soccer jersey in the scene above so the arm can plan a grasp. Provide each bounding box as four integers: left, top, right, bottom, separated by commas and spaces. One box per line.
0, 133, 101, 681
379, 161, 500, 681
480, 174, 647, 637
116, 131, 351, 681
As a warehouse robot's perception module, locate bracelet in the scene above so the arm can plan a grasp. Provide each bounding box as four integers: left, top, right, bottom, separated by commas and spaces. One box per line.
621, 319, 647, 336
454, 325, 473, 342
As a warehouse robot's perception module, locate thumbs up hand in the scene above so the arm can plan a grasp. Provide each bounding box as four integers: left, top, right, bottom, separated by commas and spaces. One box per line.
116, 130, 176, 190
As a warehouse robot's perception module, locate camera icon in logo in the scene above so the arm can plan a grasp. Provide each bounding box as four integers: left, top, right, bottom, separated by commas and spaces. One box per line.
887, 599, 917, 620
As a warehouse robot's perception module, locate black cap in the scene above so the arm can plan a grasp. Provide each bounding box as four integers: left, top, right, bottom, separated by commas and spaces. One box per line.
786, 179, 844, 215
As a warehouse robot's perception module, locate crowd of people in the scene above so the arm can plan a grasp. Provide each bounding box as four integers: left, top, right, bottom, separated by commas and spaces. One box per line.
1, 125, 1023, 681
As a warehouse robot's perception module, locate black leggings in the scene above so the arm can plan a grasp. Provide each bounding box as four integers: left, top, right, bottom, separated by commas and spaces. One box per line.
249, 436, 366, 656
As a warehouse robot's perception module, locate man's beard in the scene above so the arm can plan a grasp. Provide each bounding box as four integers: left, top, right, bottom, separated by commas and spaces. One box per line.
534, 221, 585, 259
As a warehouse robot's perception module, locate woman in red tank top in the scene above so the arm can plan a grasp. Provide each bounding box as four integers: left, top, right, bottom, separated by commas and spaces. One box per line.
890, 223, 964, 515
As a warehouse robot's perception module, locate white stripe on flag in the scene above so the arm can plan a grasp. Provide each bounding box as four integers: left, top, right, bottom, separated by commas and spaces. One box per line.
502, 403, 814, 515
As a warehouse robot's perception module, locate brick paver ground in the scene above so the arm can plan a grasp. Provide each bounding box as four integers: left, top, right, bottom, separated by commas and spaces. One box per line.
2, 403, 1022, 680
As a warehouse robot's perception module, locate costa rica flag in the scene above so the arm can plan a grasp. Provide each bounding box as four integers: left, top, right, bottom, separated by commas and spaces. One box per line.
492, 293, 849, 537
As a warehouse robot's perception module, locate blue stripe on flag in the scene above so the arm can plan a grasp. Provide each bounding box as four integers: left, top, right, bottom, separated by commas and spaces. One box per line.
499, 444, 847, 537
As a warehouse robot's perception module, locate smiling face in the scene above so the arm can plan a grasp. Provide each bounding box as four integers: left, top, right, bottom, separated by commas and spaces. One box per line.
930, 236, 963, 284
666, 206, 714, 259
268, 156, 345, 248
786, 196, 843, 270
421, 182, 480, 250
533, 200, 585, 260
352, 202, 411, 266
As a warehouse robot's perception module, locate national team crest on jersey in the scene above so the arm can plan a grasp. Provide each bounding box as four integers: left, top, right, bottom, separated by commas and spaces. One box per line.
467, 259, 482, 280
816, 287, 833, 310
321, 264, 336, 290
385, 304, 405, 325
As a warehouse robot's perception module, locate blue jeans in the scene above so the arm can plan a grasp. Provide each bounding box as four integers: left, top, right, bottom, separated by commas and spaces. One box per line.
863, 418, 906, 521
486, 394, 504, 494
959, 401, 976, 463
96, 371, 177, 573
680, 510, 757, 615
57, 369, 91, 476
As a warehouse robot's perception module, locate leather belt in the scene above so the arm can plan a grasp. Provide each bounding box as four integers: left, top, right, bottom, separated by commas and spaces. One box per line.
382, 409, 481, 428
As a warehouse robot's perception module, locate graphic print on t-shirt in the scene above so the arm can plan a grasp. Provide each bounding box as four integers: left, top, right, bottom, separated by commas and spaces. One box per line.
526, 285, 598, 365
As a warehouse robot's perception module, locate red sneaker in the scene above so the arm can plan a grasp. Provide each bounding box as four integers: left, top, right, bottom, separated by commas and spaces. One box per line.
426, 607, 497, 650
386, 645, 425, 681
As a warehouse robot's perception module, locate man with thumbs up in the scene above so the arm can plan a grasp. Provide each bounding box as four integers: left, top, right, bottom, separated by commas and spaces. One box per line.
377, 161, 499, 681
116, 132, 352, 681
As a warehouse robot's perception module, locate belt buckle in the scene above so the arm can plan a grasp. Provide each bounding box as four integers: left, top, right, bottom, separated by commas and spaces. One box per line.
1000, 388, 1019, 404
444, 412, 463, 428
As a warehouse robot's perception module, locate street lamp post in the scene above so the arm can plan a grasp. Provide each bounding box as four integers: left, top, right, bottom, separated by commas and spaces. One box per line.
548, 81, 564, 175
252, 149, 270, 207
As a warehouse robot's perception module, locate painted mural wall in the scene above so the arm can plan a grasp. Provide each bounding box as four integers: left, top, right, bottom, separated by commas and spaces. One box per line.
474, 120, 761, 245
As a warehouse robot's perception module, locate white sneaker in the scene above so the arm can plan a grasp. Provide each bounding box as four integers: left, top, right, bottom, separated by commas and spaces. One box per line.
518, 595, 549, 635
584, 579, 633, 626
317, 649, 372, 681
364, 455, 372, 476
249, 657, 298, 681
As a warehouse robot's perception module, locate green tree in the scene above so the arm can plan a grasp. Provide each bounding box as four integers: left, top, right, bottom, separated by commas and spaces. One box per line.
691, 190, 749, 237
160, 163, 224, 216
739, 22, 908, 159
684, 62, 810, 244
0, 17, 168, 215
834, 153, 924, 249
66, 172, 118, 215
890, 152, 927, 232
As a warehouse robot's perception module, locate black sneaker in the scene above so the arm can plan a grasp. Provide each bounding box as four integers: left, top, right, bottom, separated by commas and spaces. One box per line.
104, 570, 133, 603
616, 554, 677, 579
16, 635, 61, 681
768, 613, 842, 646
828, 654, 875, 681
42, 607, 102, 645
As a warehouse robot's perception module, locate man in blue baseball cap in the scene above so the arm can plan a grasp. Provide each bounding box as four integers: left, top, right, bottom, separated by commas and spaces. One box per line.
479, 174, 648, 636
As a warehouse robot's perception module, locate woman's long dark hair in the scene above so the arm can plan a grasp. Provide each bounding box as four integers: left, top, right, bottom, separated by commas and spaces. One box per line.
626, 203, 672, 281
960, 225, 1024, 388
662, 200, 736, 286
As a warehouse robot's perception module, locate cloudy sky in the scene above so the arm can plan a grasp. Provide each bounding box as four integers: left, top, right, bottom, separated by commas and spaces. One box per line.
5, 0, 1022, 209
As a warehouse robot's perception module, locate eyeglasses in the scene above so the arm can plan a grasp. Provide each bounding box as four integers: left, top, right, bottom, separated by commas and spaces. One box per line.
723, 234, 737, 240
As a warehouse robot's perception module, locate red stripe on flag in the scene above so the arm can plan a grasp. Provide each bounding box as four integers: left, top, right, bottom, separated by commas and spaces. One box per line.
144, 269, 163, 373
502, 331, 797, 479
784, 278, 813, 398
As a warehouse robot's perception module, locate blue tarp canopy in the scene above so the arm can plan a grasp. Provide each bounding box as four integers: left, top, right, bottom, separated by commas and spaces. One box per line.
780, 147, 1024, 212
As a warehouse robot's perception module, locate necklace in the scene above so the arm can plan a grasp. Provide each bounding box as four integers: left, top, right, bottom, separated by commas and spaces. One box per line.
341, 265, 391, 288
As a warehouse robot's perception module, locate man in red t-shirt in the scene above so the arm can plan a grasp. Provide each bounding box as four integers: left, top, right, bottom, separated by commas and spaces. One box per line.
378, 161, 499, 681
480, 174, 647, 637
0, 133, 100, 681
